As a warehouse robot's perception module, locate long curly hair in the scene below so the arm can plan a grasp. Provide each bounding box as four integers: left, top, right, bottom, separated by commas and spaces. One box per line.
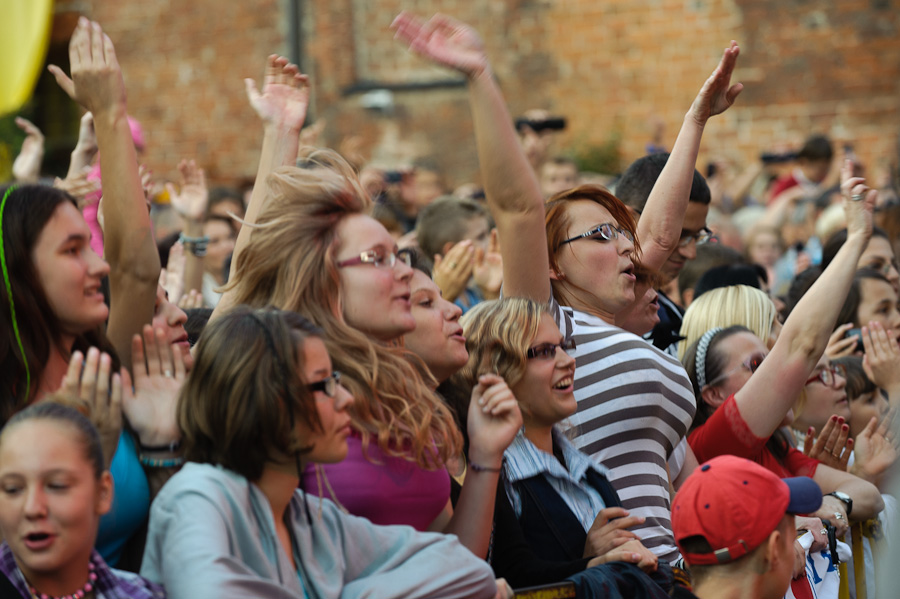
222, 151, 461, 468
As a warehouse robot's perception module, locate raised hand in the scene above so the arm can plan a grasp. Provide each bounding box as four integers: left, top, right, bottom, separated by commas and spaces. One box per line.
56, 347, 123, 469
68, 112, 99, 175
472, 229, 503, 300
803, 415, 853, 471
122, 325, 187, 447
166, 159, 209, 221
825, 323, 859, 359
841, 159, 876, 242
851, 412, 898, 489
392, 12, 490, 78
433, 240, 476, 302
48, 18, 126, 118
178, 289, 204, 309
245, 55, 310, 132
12, 117, 45, 183
687, 41, 743, 126
466, 374, 523, 469
583, 507, 642, 558
861, 322, 900, 394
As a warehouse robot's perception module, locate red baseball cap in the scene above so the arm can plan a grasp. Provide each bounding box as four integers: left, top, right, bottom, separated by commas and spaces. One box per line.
672, 455, 822, 566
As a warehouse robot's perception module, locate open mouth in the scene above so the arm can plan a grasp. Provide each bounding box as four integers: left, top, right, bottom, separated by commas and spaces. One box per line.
23, 532, 54, 550
553, 377, 573, 391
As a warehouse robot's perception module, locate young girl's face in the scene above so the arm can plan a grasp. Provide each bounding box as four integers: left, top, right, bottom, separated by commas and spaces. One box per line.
32, 203, 110, 337
0, 420, 111, 589
295, 337, 354, 464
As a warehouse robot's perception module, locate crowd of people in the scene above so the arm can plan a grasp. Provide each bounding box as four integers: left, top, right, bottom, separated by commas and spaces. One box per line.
2, 12, 898, 599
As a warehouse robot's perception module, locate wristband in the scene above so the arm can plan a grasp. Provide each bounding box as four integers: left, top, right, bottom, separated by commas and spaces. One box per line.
178, 233, 210, 257
468, 460, 503, 473
139, 455, 185, 468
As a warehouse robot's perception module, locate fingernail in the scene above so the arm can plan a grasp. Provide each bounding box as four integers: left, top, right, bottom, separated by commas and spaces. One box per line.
842, 424, 849, 431
808, 427, 814, 434
831, 415, 838, 421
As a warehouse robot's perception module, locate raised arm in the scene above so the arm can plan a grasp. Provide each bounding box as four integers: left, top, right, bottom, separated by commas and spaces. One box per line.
49, 18, 159, 367
734, 162, 876, 437
635, 42, 742, 272
166, 159, 209, 301
392, 13, 550, 301
210, 55, 309, 322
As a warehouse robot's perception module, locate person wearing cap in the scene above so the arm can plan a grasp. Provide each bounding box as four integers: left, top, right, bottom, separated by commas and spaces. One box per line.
672, 455, 823, 599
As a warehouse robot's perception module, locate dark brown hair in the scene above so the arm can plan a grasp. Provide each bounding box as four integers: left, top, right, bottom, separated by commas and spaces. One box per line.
178, 306, 323, 481
0, 185, 119, 422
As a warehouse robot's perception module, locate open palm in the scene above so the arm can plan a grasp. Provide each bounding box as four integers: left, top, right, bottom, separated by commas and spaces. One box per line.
245, 55, 310, 132
392, 12, 489, 77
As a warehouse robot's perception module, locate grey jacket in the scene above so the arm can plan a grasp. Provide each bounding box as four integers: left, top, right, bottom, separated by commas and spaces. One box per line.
141, 463, 496, 599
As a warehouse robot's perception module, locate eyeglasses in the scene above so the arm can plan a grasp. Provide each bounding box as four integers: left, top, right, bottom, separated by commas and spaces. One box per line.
308, 371, 342, 398
559, 223, 634, 247
805, 364, 847, 388
527, 338, 577, 360
336, 248, 412, 269
705, 353, 765, 387
678, 227, 713, 247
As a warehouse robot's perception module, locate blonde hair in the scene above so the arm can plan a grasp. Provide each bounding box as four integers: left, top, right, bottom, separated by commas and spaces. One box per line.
223, 151, 461, 468
454, 298, 546, 391
679, 285, 777, 360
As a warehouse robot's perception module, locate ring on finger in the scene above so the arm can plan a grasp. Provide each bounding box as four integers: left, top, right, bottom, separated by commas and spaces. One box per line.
834, 512, 844, 521
820, 527, 828, 536
851, 193, 865, 202
164, 370, 173, 379
449, 262, 458, 268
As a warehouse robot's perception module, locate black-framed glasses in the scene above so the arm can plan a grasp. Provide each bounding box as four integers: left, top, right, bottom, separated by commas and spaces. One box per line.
805, 364, 847, 388
336, 248, 412, 269
678, 227, 713, 247
308, 371, 342, 398
705, 353, 765, 387
527, 338, 577, 360
559, 223, 634, 247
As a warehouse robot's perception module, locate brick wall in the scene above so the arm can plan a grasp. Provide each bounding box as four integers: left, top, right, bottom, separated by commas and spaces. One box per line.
47, 0, 899, 189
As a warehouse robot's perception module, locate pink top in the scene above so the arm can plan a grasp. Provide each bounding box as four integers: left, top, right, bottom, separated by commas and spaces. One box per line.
302, 433, 449, 531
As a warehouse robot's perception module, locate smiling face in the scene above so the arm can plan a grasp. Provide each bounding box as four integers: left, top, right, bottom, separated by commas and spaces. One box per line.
856, 278, 900, 341
404, 271, 468, 383
296, 337, 354, 465
510, 314, 577, 429
0, 420, 111, 594
32, 203, 110, 338
553, 200, 636, 320
335, 214, 415, 341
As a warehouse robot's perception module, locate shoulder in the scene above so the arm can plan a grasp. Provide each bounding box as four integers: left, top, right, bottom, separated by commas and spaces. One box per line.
151, 463, 249, 517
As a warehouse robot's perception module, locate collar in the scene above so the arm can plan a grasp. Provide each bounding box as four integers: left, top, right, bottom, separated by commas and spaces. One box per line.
504, 428, 610, 485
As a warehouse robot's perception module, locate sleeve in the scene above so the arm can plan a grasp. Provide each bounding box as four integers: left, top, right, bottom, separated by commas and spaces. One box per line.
548, 295, 574, 342
315, 502, 497, 599
783, 447, 820, 479
688, 395, 768, 464
140, 489, 301, 599
488, 484, 591, 588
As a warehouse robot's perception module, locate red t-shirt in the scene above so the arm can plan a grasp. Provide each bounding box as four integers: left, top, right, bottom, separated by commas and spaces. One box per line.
688, 394, 819, 479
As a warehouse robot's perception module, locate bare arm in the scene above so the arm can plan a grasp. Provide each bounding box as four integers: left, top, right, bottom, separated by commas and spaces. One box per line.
210, 56, 309, 323
734, 162, 876, 437
812, 463, 884, 522
392, 13, 550, 302
49, 19, 159, 367
636, 43, 743, 272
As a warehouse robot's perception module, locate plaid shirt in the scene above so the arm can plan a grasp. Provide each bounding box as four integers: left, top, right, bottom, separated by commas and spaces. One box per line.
0, 543, 164, 599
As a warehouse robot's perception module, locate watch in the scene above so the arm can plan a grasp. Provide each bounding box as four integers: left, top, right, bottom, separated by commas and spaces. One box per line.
827, 491, 853, 517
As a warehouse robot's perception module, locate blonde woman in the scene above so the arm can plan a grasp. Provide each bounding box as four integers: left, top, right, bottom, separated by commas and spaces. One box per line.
678, 284, 781, 359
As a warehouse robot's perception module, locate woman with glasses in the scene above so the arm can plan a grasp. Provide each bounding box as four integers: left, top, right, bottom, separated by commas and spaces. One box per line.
678, 165, 884, 541
141, 307, 498, 598
455, 298, 672, 596
207, 55, 514, 559
392, 11, 739, 567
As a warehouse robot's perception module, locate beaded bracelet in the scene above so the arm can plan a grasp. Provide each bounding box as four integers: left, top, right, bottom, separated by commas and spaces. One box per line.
468, 460, 503, 473
139, 455, 185, 468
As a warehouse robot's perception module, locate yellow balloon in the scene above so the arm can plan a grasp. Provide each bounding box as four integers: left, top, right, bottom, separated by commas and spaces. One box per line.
0, 0, 54, 115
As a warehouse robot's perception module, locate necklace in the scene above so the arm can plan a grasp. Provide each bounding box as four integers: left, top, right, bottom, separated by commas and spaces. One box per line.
28, 560, 97, 599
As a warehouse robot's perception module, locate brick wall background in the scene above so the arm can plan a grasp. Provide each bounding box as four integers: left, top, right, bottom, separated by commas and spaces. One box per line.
31, 0, 900, 189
